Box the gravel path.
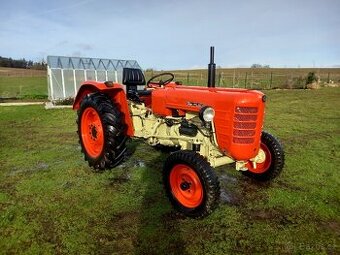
[0,102,45,106]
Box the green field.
[0,88,339,254]
[0,68,47,99]
[0,76,47,99]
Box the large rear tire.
[243,131,285,181]
[163,150,220,218]
[77,92,127,170]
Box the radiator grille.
[234,122,256,129]
[233,137,255,144]
[233,106,258,144]
[234,114,257,121]
[235,107,258,113]
[233,129,256,136]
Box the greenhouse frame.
[47,56,142,101]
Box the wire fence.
[145,68,340,89]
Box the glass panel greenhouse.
[47,56,142,101]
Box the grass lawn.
[0,76,47,99]
[0,88,339,254]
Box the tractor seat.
[122,68,151,102]
[123,68,145,91]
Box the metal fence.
[47,56,142,101]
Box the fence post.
[221,72,224,87]
[270,72,273,89]
[218,72,221,86]
[245,72,248,88]
[187,73,190,84]
[233,69,235,87]
[327,72,330,83]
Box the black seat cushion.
[123,68,146,86]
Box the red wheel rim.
[81,107,104,158]
[246,143,272,174]
[169,164,203,208]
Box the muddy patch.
[107,159,146,186]
[247,208,296,225]
[219,174,241,205]
[220,188,240,206]
[243,205,323,229]
[162,210,187,221]
[320,220,340,233]
[8,161,50,176]
[218,172,269,207]
[62,181,74,189]
[36,162,49,170]
[24,208,64,253]
[275,179,304,192]
[117,159,146,169]
[90,211,140,254]
[107,172,131,185]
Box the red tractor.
[73,47,284,218]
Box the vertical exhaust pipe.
[207,46,216,88]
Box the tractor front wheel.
[77,92,127,170]
[163,150,220,218]
[243,131,285,181]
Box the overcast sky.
[0,0,339,69]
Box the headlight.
[199,106,215,122]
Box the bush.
[306,72,318,85]
[53,97,74,105]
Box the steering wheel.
[147,73,174,88]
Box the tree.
[0,56,46,70]
[251,64,270,68]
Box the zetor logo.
[187,102,204,107]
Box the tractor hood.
[151,84,266,160]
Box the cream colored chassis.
[129,102,262,170]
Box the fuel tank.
[151,84,265,160]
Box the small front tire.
[163,150,220,218]
[243,131,285,181]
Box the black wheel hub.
[180,181,191,191]
[90,124,98,139]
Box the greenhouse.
[47,56,142,101]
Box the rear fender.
[73,81,134,136]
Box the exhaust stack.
[207,46,216,88]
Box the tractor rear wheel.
[243,131,285,181]
[77,92,127,170]
[163,150,220,218]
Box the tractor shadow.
[128,141,188,255]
